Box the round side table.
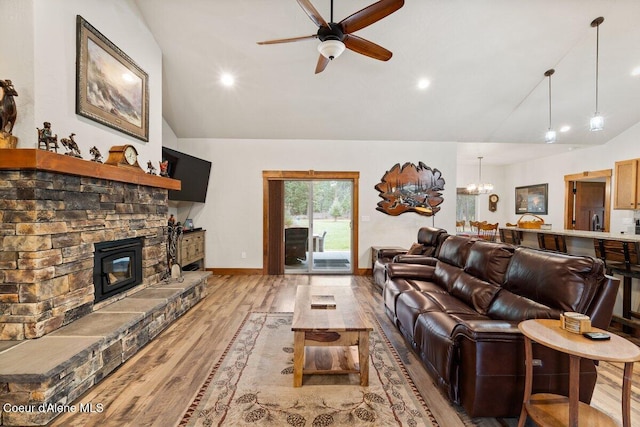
[518,318,640,427]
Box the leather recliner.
[383,235,620,418]
[372,226,448,291]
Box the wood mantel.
[0,149,180,190]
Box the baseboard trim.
[207,268,372,276]
[208,268,264,275]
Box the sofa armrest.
[386,262,435,280]
[452,319,522,341]
[586,274,620,329]
[393,254,438,266]
[377,248,408,259]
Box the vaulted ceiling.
[134,0,640,164]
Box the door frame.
[262,170,360,275]
[564,169,611,232]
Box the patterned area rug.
[179,312,445,426]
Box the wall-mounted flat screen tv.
[162,147,212,203]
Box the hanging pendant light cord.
[548,73,552,128]
[594,20,600,112]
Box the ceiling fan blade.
[340,0,404,34]
[257,35,317,45]
[296,0,329,28]
[315,54,330,74]
[343,34,392,61]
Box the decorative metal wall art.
[375,162,445,216]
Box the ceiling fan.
[257,0,404,74]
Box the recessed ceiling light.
[220,73,235,87]
[417,78,430,90]
[560,125,571,133]
[632,66,640,77]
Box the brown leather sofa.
[372,226,448,291]
[383,235,620,418]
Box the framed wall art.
[76,15,149,141]
[375,162,445,217]
[515,183,548,215]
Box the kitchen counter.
[504,227,640,243]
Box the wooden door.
[575,181,606,231]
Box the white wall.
[0,0,35,142]
[175,139,458,270]
[3,0,163,164]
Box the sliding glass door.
[284,180,353,274]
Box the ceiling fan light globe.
[318,40,345,60]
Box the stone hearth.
[0,149,181,340]
[0,271,208,426]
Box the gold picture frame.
[76,15,149,142]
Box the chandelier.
[466,157,493,194]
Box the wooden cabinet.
[179,230,205,270]
[614,158,640,209]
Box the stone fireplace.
[0,149,180,340]
[0,149,210,426]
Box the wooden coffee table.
[291,285,373,387]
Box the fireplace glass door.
[94,238,143,302]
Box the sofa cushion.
[417,226,446,246]
[434,262,464,292]
[464,240,514,285]
[450,273,501,315]
[487,289,561,321]
[425,292,488,316]
[437,235,475,268]
[407,242,426,255]
[503,247,605,313]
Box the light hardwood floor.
[49,274,639,427]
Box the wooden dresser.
[179,229,206,270]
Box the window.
[456,188,476,231]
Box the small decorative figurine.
[159,160,169,177]
[0,79,18,148]
[60,133,82,158]
[89,146,103,163]
[147,160,157,175]
[37,121,58,152]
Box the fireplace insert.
[93,237,143,303]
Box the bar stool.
[499,228,521,245]
[537,233,567,253]
[594,238,640,331]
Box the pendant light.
[544,69,556,143]
[590,17,604,131]
[466,157,493,194]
